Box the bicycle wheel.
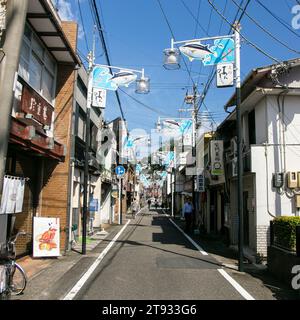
[10,263,27,296]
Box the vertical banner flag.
[210,140,224,176]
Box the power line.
[76,0,90,54]
[207,0,280,63]
[156,0,197,89]
[196,0,249,116]
[231,0,300,55]
[119,88,175,117]
[90,0,126,122]
[255,0,300,39]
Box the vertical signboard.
[33,217,60,257]
[217,63,234,87]
[92,88,107,109]
[210,140,224,176]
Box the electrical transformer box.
[287,172,298,189]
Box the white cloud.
[56,0,74,21]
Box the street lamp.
[81,55,150,255]
[93,64,150,94]
[163,24,244,271]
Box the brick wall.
[40,22,78,253]
[41,65,75,254]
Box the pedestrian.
[147,199,151,210]
[154,199,158,211]
[183,197,193,233]
[132,198,139,219]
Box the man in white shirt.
[183,198,193,233]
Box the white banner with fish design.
[33,217,60,257]
[92,66,137,91]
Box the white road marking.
[166,215,208,256]
[63,220,131,300]
[165,213,255,300]
[218,269,255,300]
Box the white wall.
[251,145,300,226]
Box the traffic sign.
[115,165,125,177]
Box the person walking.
[183,197,193,233]
[147,199,151,210]
[132,198,139,219]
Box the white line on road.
[63,220,131,300]
[217,269,255,300]
[166,215,208,256]
[166,213,255,300]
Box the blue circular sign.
[115,165,125,176]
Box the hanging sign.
[179,38,235,66]
[92,88,107,109]
[217,63,234,87]
[33,217,60,257]
[92,66,118,91]
[210,140,224,176]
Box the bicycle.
[0,231,27,299]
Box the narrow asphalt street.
[67,208,255,300]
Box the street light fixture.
[93,64,150,94]
[163,25,244,272]
[81,55,150,255]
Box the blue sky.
[54,0,300,133]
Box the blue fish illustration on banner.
[179,38,235,66]
[203,38,235,66]
[163,152,175,168]
[179,119,193,134]
[93,66,118,91]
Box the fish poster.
[33,217,60,257]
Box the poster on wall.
[33,217,60,257]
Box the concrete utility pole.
[234,22,244,272]
[0,0,29,242]
[192,84,198,230]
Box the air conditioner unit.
[232,157,238,177]
[230,137,237,156]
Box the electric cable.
[231,0,300,55]
[255,0,300,39]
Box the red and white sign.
[33,217,60,257]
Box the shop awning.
[27,0,80,65]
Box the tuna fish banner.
[179,38,235,66]
[93,66,138,91]
[93,66,118,91]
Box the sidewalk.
[168,214,299,300]
[13,222,126,300]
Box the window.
[248,109,256,145]
[77,76,87,98]
[78,113,86,141]
[18,23,57,104]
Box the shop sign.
[210,140,224,176]
[21,83,53,127]
[33,217,60,257]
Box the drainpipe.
[66,67,79,252]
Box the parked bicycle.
[0,231,27,299]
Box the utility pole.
[192,84,198,230]
[234,22,244,272]
[82,30,95,255]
